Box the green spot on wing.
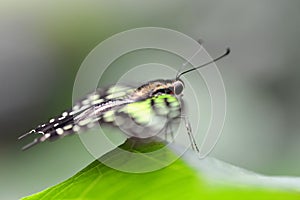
[120,94,179,123]
[103,110,115,122]
[120,99,153,124]
[154,97,165,103]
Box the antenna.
[175,39,204,78]
[176,48,230,79]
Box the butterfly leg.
[163,120,172,141]
[171,115,200,154]
[182,115,200,153]
[156,117,175,143]
[164,117,181,142]
[128,138,137,152]
[160,115,199,154]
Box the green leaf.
[22,138,300,200]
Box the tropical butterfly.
[19,48,230,152]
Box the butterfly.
[19,48,230,152]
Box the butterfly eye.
[173,80,184,95]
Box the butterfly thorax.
[129,79,180,101]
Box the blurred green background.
[1,1,300,199]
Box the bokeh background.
[1,1,300,199]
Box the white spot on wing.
[89,94,100,100]
[73,105,80,111]
[92,99,104,105]
[49,118,55,123]
[73,125,80,132]
[41,133,51,142]
[63,124,73,130]
[56,128,64,135]
[106,92,126,99]
[58,116,65,120]
[62,112,68,117]
[82,99,90,105]
[69,111,76,115]
[78,119,92,126]
[107,85,127,93]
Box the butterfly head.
[170,79,184,96]
[151,79,185,96]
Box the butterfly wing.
[19,84,183,150]
[107,94,182,139]
[19,85,134,150]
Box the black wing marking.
[18,85,133,150]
